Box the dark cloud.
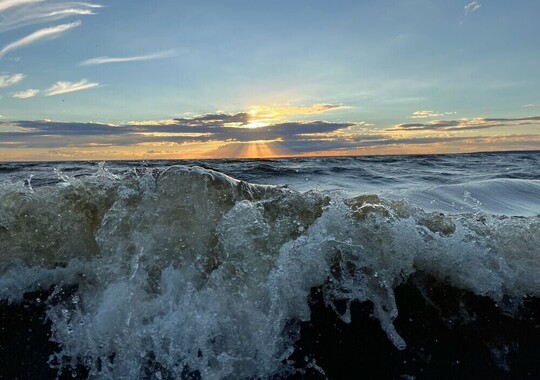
[9,120,129,135]
[215,121,355,142]
[0,116,357,149]
[2,113,540,156]
[172,112,250,128]
[483,116,540,123]
[393,120,460,131]
[392,116,540,131]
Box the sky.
[0,0,539,161]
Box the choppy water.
[0,151,539,379]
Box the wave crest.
[1,166,539,378]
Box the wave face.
[1,157,540,379]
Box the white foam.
[1,166,539,378]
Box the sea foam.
[0,165,539,378]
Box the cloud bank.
[392,116,540,131]
[1,111,539,160]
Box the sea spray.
[0,163,539,378]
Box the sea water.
[0,151,539,379]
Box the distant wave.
[386,178,540,216]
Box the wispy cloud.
[80,50,176,66]
[0,1,100,32]
[44,79,99,96]
[0,20,81,58]
[250,103,346,117]
[391,116,540,131]
[0,73,25,87]
[12,88,39,98]
[0,0,43,13]
[409,110,456,119]
[522,104,539,108]
[464,1,481,15]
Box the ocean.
[0,151,539,379]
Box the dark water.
[0,151,539,379]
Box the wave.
[1,165,539,378]
[386,178,540,217]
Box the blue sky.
[0,0,539,160]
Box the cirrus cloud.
[0,73,25,87]
[0,0,43,13]
[12,88,39,98]
[464,1,481,15]
[0,1,100,33]
[0,20,81,58]
[44,79,99,96]
[80,50,177,66]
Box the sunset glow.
[0,1,538,160]
[209,139,290,159]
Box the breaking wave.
[1,165,539,379]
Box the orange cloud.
[1,111,539,161]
